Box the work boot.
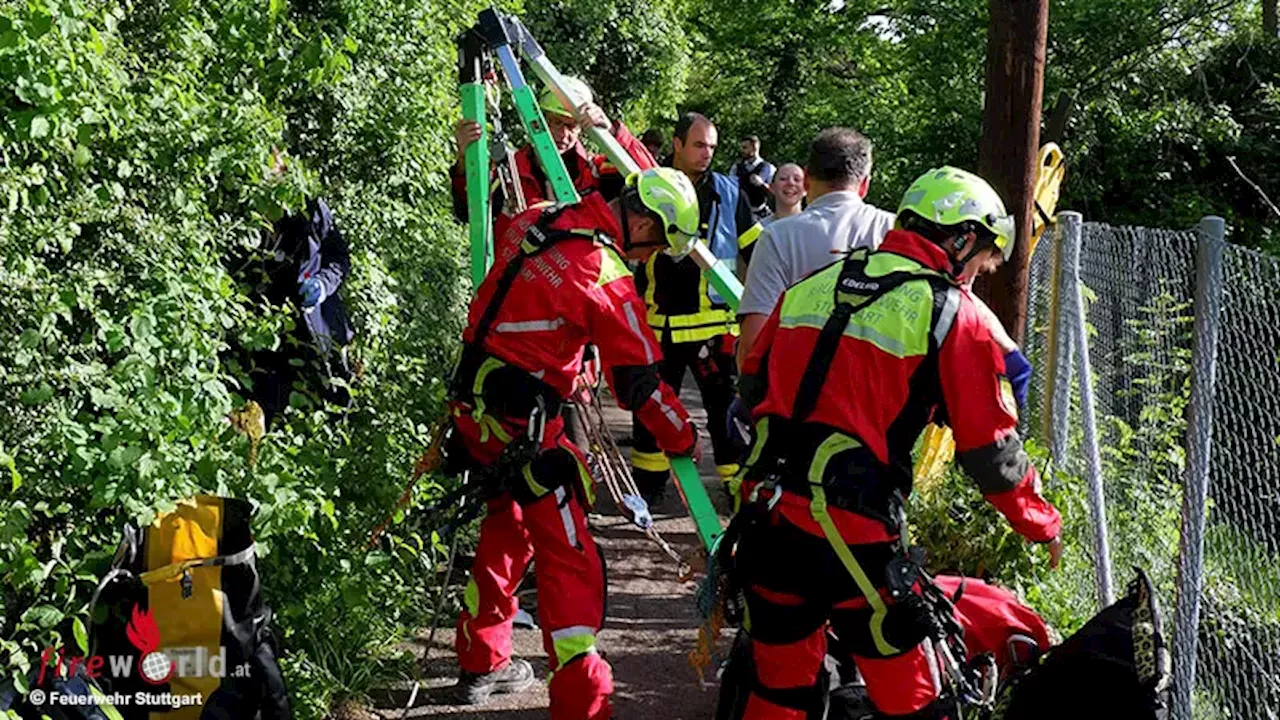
[635,470,669,514]
[453,658,535,705]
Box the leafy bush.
[0,0,500,715]
[909,440,1099,637]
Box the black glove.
[725,395,753,454]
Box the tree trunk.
[975,0,1049,346]
[1265,0,1278,37]
[1044,90,1076,145]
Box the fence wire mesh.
[1025,219,1280,719]
[1197,241,1280,719]
[1076,223,1195,615]
[1021,228,1056,443]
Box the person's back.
[743,232,1057,541]
[462,194,644,398]
[725,166,1061,720]
[736,128,894,370]
[746,191,894,297]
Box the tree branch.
[1074,0,1236,98]
[1227,156,1280,220]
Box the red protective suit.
[727,230,1062,720]
[450,122,654,222]
[450,192,694,720]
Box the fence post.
[1059,211,1115,608]
[1046,217,1076,463]
[1171,216,1226,720]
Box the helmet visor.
[991,214,1016,261]
[664,225,697,258]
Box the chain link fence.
[1024,215,1280,720]
[1198,240,1280,719]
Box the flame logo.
[126,605,161,654]
[126,605,173,685]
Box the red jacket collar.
[550,191,622,240]
[878,229,957,276]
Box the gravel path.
[375,382,733,720]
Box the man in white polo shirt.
[736,127,896,369]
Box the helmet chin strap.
[948,231,991,278]
[618,194,667,253]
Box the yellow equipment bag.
[90,496,290,720]
[1029,143,1066,258]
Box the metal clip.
[747,480,783,511]
[180,569,193,599]
[527,400,547,445]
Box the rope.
[570,368,690,575]
[365,418,450,552]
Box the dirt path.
[376,384,732,719]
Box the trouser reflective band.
[731,418,770,514]
[551,625,598,667]
[631,449,670,472]
[807,434,899,658]
[573,447,597,506]
[554,486,579,549]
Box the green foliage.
[522,0,691,131]
[679,0,1278,253]
[0,0,486,716]
[909,440,1098,636]
[683,0,987,207]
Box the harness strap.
[452,203,598,414]
[791,250,951,424]
[138,543,257,587]
[470,203,577,351]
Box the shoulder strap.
[931,285,963,351]
[790,251,951,424]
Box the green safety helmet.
[896,166,1016,262]
[625,167,700,254]
[538,76,594,119]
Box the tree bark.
[975,0,1049,346]
[1044,90,1075,145]
[1265,0,1277,37]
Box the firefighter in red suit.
[450,76,654,221]
[721,166,1064,720]
[445,167,703,719]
